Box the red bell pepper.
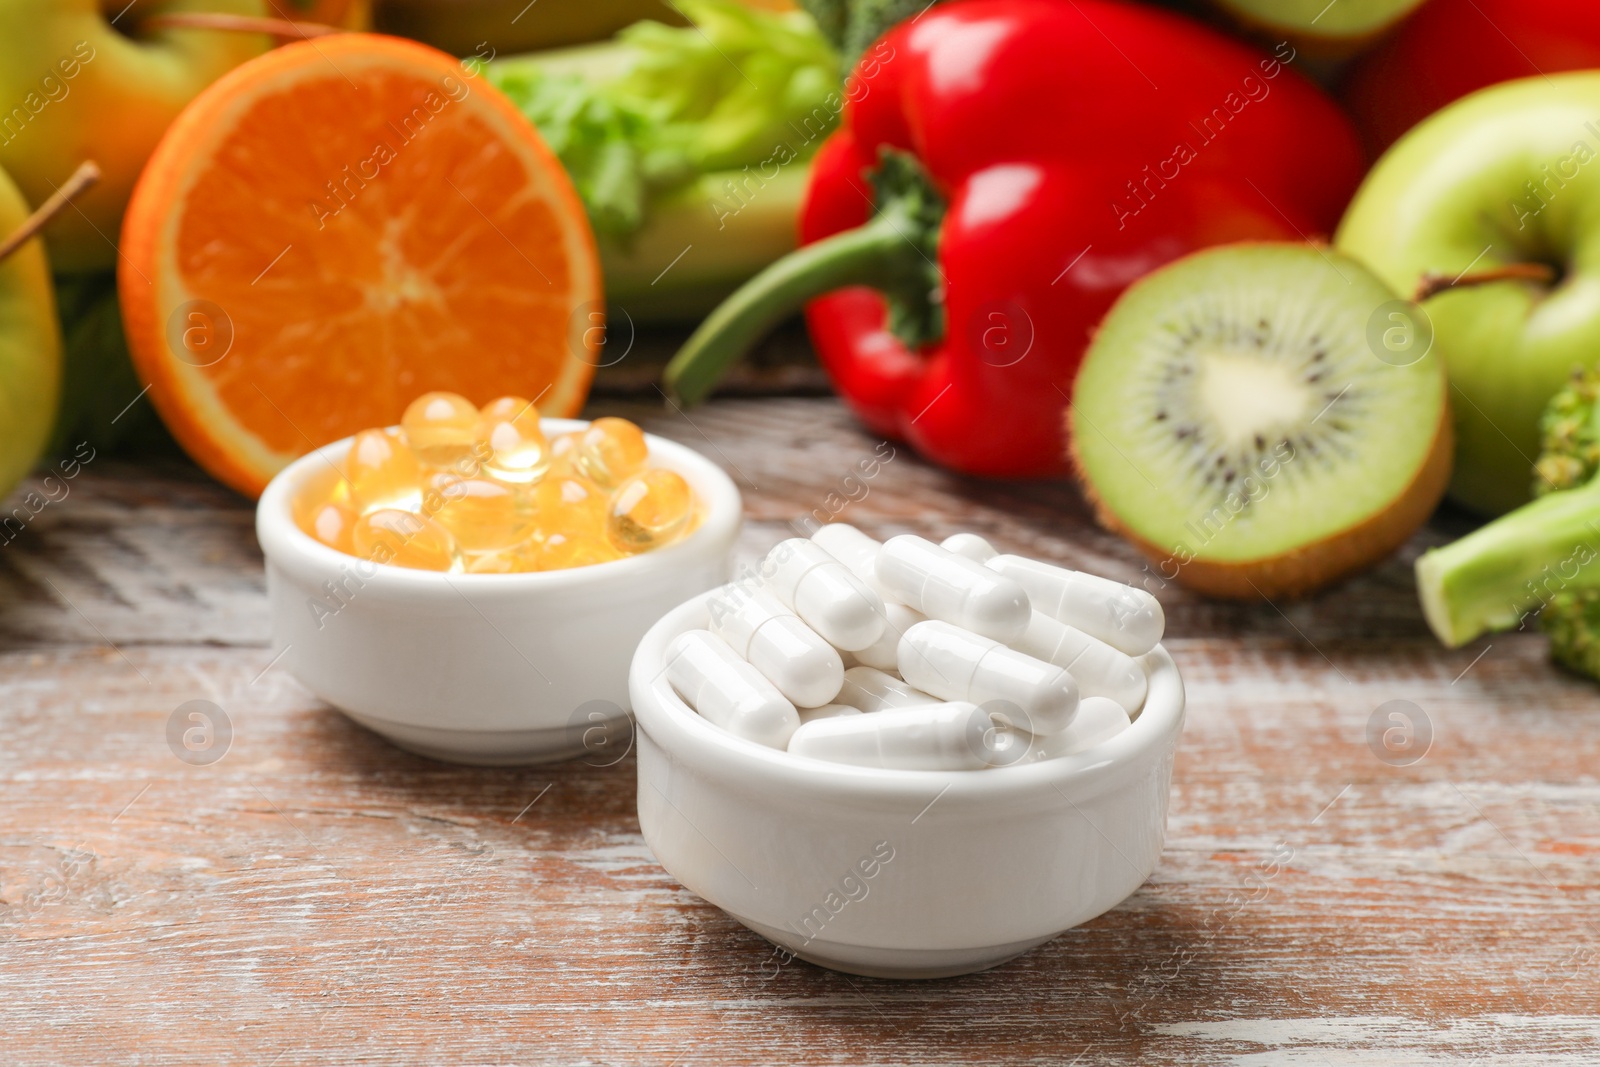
[665,0,1362,478]
[1344,0,1600,156]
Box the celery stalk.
[602,166,808,321]
[486,0,839,320]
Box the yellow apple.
[0,163,63,500]
[0,0,271,272]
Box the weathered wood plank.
[0,397,1476,649]
[0,397,1595,1064]
[0,637,1596,1064]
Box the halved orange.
[119,33,601,497]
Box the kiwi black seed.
[1067,242,1451,600]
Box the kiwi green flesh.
[1215,0,1424,39]
[1071,243,1448,576]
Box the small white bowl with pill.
[630,525,1184,979]
[257,420,742,765]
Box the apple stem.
[142,12,341,40]
[0,161,100,266]
[1415,262,1558,302]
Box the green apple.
[264,0,369,27]
[1337,72,1600,516]
[0,0,269,273]
[375,0,679,58]
[1211,0,1425,53]
[0,164,63,500]
[49,269,165,454]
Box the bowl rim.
[631,589,1186,804]
[256,418,744,595]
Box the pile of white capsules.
[663,524,1164,770]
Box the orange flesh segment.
[121,35,599,497]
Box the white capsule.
[798,703,862,725]
[898,620,1079,735]
[848,599,927,671]
[1006,697,1132,763]
[940,532,997,563]
[876,535,1030,643]
[761,538,886,651]
[836,665,935,713]
[787,701,993,770]
[986,555,1163,657]
[810,523,890,595]
[811,525,925,668]
[665,630,800,749]
[707,585,844,708]
[1012,611,1147,711]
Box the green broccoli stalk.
[1416,369,1600,673]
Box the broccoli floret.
[1534,367,1600,494]
[1531,369,1600,678]
[795,0,934,63]
[1543,589,1600,678]
[795,0,849,51]
[1416,368,1600,679]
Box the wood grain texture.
[0,397,1596,1066]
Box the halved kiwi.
[1068,242,1451,599]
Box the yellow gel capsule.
[480,396,534,423]
[478,396,550,484]
[425,474,530,553]
[402,391,481,468]
[573,417,648,488]
[304,500,357,554]
[464,548,526,574]
[607,469,693,552]
[532,531,622,571]
[293,466,349,528]
[351,508,461,571]
[545,431,581,478]
[345,428,422,513]
[531,475,607,538]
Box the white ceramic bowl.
[630,590,1185,979]
[257,420,741,765]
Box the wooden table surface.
[3,394,1597,1066]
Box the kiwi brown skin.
[1067,397,1453,600]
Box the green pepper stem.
[664,146,946,406]
[663,211,916,405]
